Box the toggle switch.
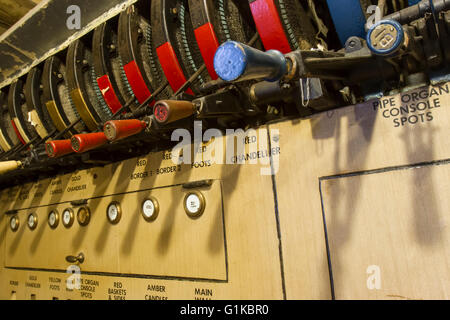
[48,210,59,229]
[65,252,85,264]
[71,132,108,153]
[153,100,196,125]
[106,201,122,224]
[141,197,159,222]
[27,213,38,230]
[77,206,91,226]
[103,119,147,141]
[45,140,74,158]
[184,191,206,218]
[62,208,75,228]
[9,215,19,232]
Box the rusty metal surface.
[0,0,137,89]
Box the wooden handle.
[0,161,22,175]
[153,100,196,124]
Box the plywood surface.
[321,164,450,299]
[0,82,449,299]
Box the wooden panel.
[321,164,450,299]
[5,182,227,281]
[271,83,450,299]
[0,127,284,300]
[0,82,449,300]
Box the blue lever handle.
[214,41,287,83]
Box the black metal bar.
[52,118,83,140]
[109,96,138,121]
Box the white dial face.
[142,199,155,218]
[108,204,119,222]
[10,217,17,230]
[28,214,36,228]
[49,212,56,226]
[186,194,201,215]
[63,210,71,225]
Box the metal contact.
[62,208,75,228]
[27,213,38,230]
[183,190,206,218]
[106,201,122,224]
[48,209,60,229]
[77,206,91,226]
[142,197,160,222]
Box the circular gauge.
[10,215,20,232]
[106,201,122,224]
[48,210,60,229]
[142,197,159,222]
[27,213,38,230]
[62,208,75,228]
[184,191,206,218]
[77,206,91,226]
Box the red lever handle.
[71,132,108,153]
[103,119,147,141]
[46,140,74,158]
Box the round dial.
[48,210,59,229]
[142,198,159,222]
[107,201,121,224]
[10,216,19,232]
[62,208,74,228]
[27,213,38,230]
[77,207,91,226]
[184,192,206,217]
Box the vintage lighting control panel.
[0,83,449,300]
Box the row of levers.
[0,0,449,187]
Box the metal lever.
[65,252,85,264]
[214,41,287,82]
